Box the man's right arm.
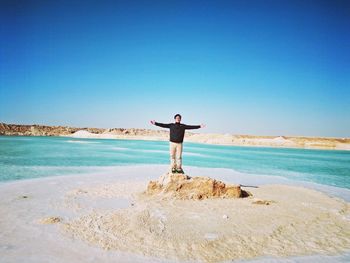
[154,122,171,128]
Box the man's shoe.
[176,168,184,174]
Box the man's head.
[174,114,181,123]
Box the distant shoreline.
[1,122,349,151]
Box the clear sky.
[1,0,349,137]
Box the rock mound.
[38,216,61,224]
[145,173,250,200]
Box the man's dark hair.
[174,114,182,119]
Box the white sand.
[1,165,350,263]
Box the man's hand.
[200,123,206,128]
[150,120,156,125]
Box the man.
[150,114,206,174]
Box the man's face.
[175,116,181,123]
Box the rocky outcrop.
[145,173,250,200]
[0,123,94,136]
[0,123,171,138]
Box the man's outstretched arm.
[183,123,206,129]
[150,120,171,128]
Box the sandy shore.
[1,165,350,263]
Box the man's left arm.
[183,124,201,130]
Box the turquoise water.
[0,136,349,189]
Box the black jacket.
[155,122,200,143]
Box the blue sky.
[1,0,349,137]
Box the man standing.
[150,114,205,174]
